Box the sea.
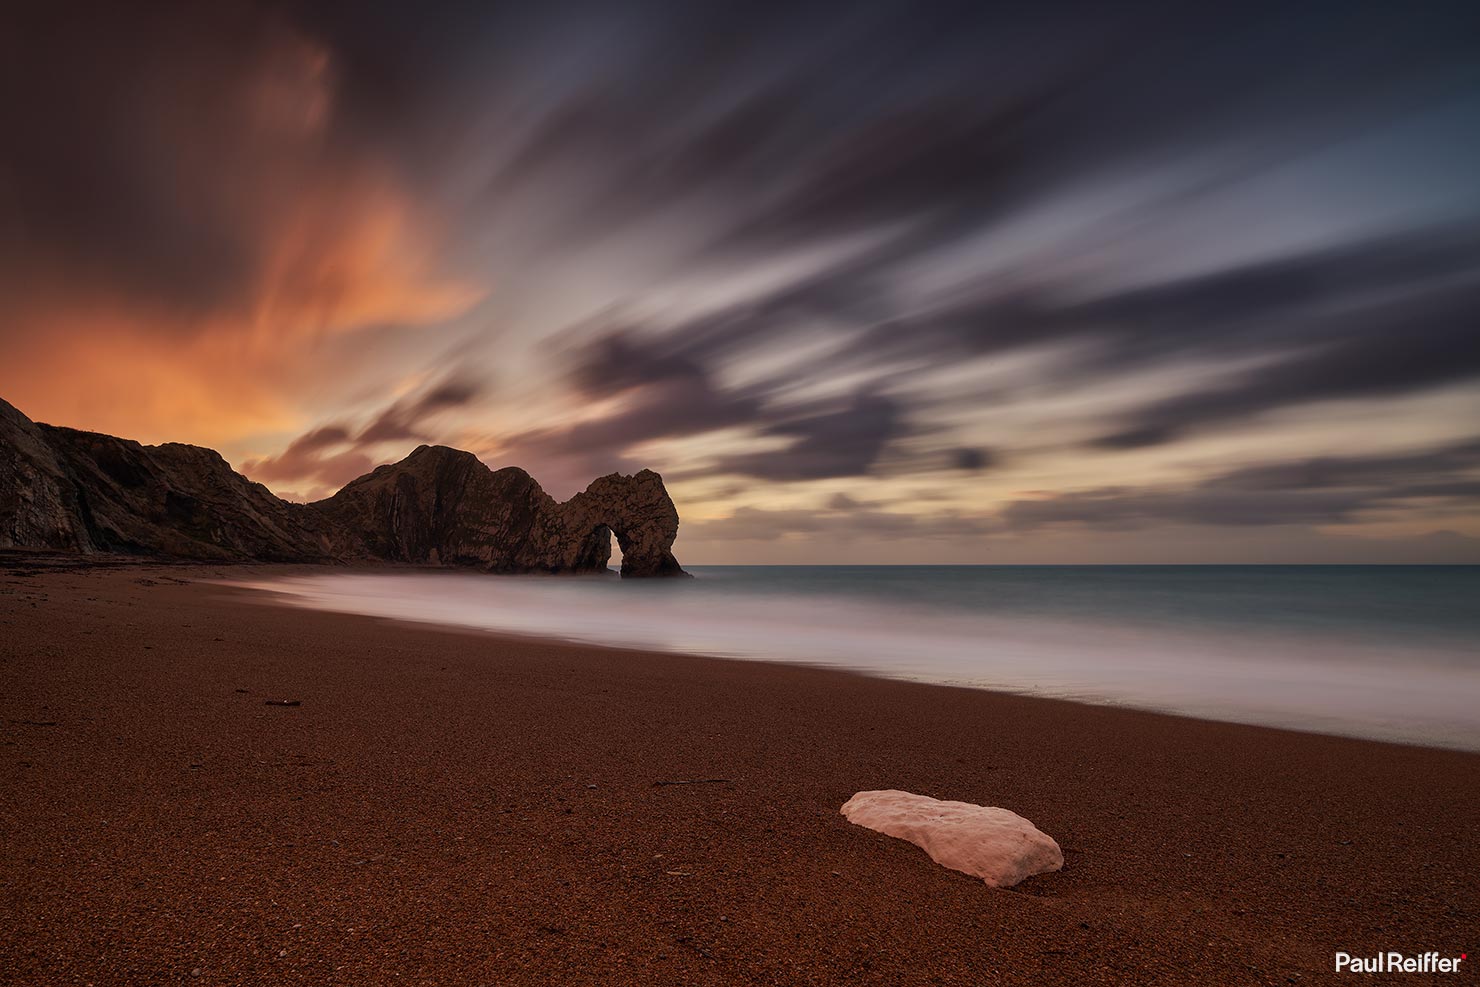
[238,565,1480,751]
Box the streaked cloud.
[5,0,1479,560]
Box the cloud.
[0,0,478,443]
[1213,438,1480,491]
[1004,437,1480,530]
[9,0,1480,561]
[240,424,374,489]
[523,212,1480,494]
[1002,486,1377,531]
[793,224,1480,435]
[459,0,1480,282]
[687,504,1000,543]
[242,374,483,493]
[356,377,484,444]
[952,448,993,471]
[493,215,1480,495]
[1088,267,1480,447]
[491,331,763,472]
[479,332,903,490]
[714,393,905,481]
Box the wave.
[232,568,1480,751]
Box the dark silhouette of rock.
[0,398,687,577]
[315,445,686,577]
[1,398,92,552]
[558,470,685,578]
[38,425,349,563]
[315,446,550,570]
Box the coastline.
[2,560,1477,984]
[227,564,1480,753]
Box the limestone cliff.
[38,425,350,563]
[314,445,683,576]
[0,398,92,553]
[0,398,687,577]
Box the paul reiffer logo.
[1335,951,1466,974]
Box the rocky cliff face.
[38,425,350,563]
[314,445,684,577]
[0,398,687,577]
[0,399,92,553]
[557,470,685,578]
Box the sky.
[3,0,1479,563]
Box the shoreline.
[227,563,1480,754]
[3,560,1477,984]
[220,575,1373,754]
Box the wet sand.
[1,557,1476,984]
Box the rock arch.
[558,470,688,578]
[2,399,690,577]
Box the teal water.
[687,565,1480,654]
[240,565,1480,750]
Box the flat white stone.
[841,790,1063,887]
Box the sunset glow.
[4,0,1478,561]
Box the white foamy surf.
[231,565,1480,751]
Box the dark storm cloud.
[0,1,308,316]
[10,0,1480,340]
[1214,438,1480,494]
[0,0,485,452]
[690,504,999,543]
[693,434,1480,544]
[243,375,483,490]
[567,333,729,404]
[498,329,903,482]
[516,373,760,458]
[10,0,1480,546]
[528,213,1480,479]
[872,226,1480,368]
[458,0,1480,482]
[714,393,904,481]
[357,377,484,444]
[546,218,1480,477]
[1091,278,1480,447]
[721,222,1480,453]
[504,331,763,461]
[456,0,1480,270]
[759,222,1480,445]
[826,493,869,511]
[1005,487,1382,531]
[282,424,354,455]
[952,448,992,472]
[704,69,1107,258]
[0,0,481,322]
[243,426,375,489]
[1004,438,1480,531]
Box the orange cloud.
[0,2,481,446]
[2,317,295,444]
[249,180,484,346]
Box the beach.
[2,558,1477,985]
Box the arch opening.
[573,522,625,574]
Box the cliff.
[0,397,687,577]
[0,398,92,553]
[315,445,685,577]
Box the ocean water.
[237,565,1480,750]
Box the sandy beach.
[2,557,1476,985]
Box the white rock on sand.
[841,790,1064,887]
